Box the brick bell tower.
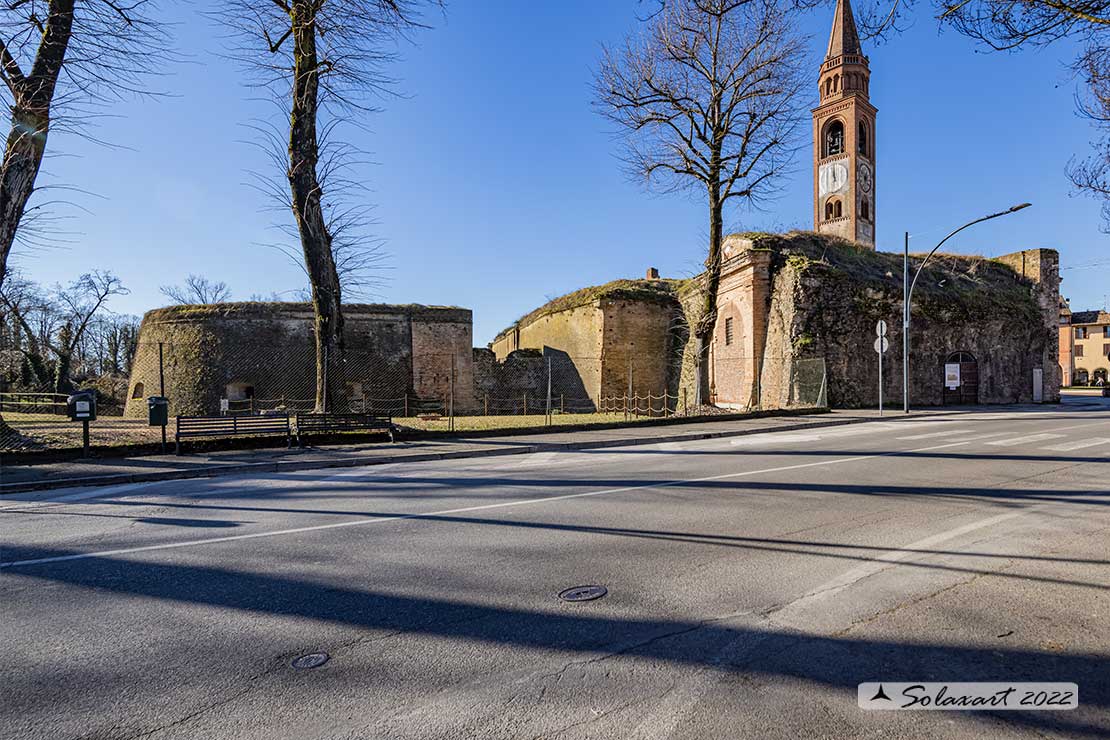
[812,0,876,248]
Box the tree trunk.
[0,0,75,291]
[289,0,345,413]
[694,183,724,406]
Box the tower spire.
[826,0,863,59]
[813,0,876,247]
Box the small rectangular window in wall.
[1076,345,1084,358]
[1076,327,1088,339]
[725,317,734,346]
[1104,326,1110,338]
[1104,344,1110,358]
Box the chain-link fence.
[0,339,827,454]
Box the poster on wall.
[945,363,961,390]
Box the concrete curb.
[0,413,900,495]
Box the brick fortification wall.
[714,233,1061,408]
[994,249,1062,397]
[492,302,605,402]
[490,281,688,409]
[124,303,474,417]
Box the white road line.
[987,433,1066,447]
[0,440,971,570]
[769,506,1040,621]
[730,433,823,446]
[1042,437,1110,452]
[896,428,972,440]
[0,480,170,512]
[814,424,901,437]
[513,451,559,468]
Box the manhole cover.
[291,652,329,670]
[558,585,607,603]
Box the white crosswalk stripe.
[1042,437,1110,452]
[730,433,823,446]
[896,428,972,440]
[987,433,1066,447]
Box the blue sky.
[12,0,1108,344]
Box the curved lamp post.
[902,203,1032,413]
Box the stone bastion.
[123,302,475,418]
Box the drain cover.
[558,585,607,603]
[291,652,329,670]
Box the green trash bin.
[147,396,169,427]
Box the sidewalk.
[0,409,901,495]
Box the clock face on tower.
[858,161,873,194]
[818,162,849,197]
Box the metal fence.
[0,340,827,454]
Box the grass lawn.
[0,412,170,451]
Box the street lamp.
[902,203,1032,413]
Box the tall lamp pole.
[902,203,1032,414]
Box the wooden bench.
[175,414,291,454]
[294,413,395,444]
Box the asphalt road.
[2,403,1109,739]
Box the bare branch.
[595,0,806,405]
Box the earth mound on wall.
[734,231,1053,407]
[739,230,1042,322]
[494,278,688,343]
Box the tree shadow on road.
[3,546,1107,738]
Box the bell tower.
[813,0,876,248]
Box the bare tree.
[845,0,1110,222]
[1068,42,1110,226]
[0,1,169,291]
[0,271,55,386]
[0,270,126,391]
[597,0,806,405]
[160,275,233,305]
[220,0,439,411]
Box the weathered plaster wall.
[501,303,605,402]
[710,245,772,408]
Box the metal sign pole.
[903,232,910,414]
[879,338,884,416]
[875,320,888,417]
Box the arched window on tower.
[825,78,832,98]
[823,120,844,157]
[858,121,869,157]
[860,197,870,221]
[833,74,840,92]
[825,198,843,220]
[834,200,843,218]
